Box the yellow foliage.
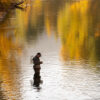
[57,0,98,63]
[0,9,23,99]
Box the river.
[0,0,100,100]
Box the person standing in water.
[32,52,43,77]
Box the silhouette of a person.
[33,73,43,91]
[33,75,41,87]
[32,52,43,78]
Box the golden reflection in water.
[57,0,100,64]
[44,2,56,37]
[28,0,43,29]
[44,0,66,38]
[16,0,44,42]
[0,11,24,100]
[0,0,100,99]
[0,0,44,99]
[14,0,100,65]
[15,5,30,42]
[24,0,43,28]
[0,30,21,99]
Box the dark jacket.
[33,56,41,66]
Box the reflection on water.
[0,0,100,100]
[57,0,100,64]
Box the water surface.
[0,0,100,100]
